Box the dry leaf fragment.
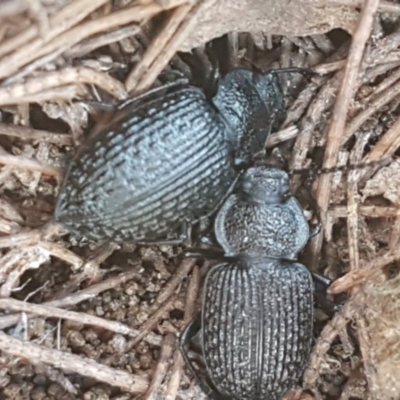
[361,159,400,205]
[179,0,359,51]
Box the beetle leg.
[312,273,342,316]
[272,66,314,79]
[158,69,187,84]
[194,173,242,226]
[179,221,191,246]
[312,272,332,289]
[203,38,223,100]
[135,223,191,247]
[309,223,322,239]
[136,238,184,246]
[180,316,201,353]
[177,247,225,264]
[199,235,217,247]
[84,100,116,111]
[180,318,230,400]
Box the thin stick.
[165,266,201,400]
[148,259,196,314]
[0,67,127,106]
[128,294,178,348]
[65,24,140,58]
[363,65,400,97]
[331,0,400,14]
[328,247,400,294]
[0,229,42,249]
[355,315,379,395]
[134,0,210,93]
[37,241,83,269]
[143,334,176,400]
[363,113,400,163]
[0,2,184,81]
[125,4,192,92]
[0,270,165,347]
[0,0,109,58]
[5,84,87,105]
[346,128,372,276]
[303,302,353,389]
[0,154,62,179]
[0,331,148,394]
[0,218,20,235]
[329,205,400,218]
[266,126,299,148]
[310,0,380,266]
[343,79,400,145]
[0,123,73,146]
[313,59,347,74]
[0,198,23,223]
[0,298,152,339]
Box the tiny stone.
[107,299,121,312]
[102,291,112,304]
[127,295,140,307]
[113,395,131,400]
[139,353,153,369]
[47,383,65,396]
[109,334,127,353]
[63,320,84,330]
[0,372,10,388]
[95,305,105,316]
[135,311,149,325]
[30,387,47,400]
[83,387,110,400]
[68,331,86,347]
[124,283,139,296]
[136,341,150,355]
[33,374,47,386]
[82,329,100,346]
[3,383,21,397]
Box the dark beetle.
[180,165,314,400]
[183,256,314,400]
[54,70,286,243]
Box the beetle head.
[212,68,286,163]
[240,165,291,204]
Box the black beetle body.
[199,256,313,400]
[180,165,314,400]
[55,71,285,243]
[214,165,310,259]
[212,70,286,163]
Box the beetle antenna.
[240,55,314,79]
[290,156,393,178]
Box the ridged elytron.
[54,70,286,244]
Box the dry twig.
[0,297,153,340]
[126,4,193,92]
[133,0,211,93]
[143,333,176,400]
[147,258,196,315]
[0,153,62,179]
[310,0,380,267]
[0,330,149,393]
[0,67,127,106]
[129,294,178,349]
[165,265,200,400]
[303,302,354,390]
[0,122,73,146]
[329,205,400,218]
[328,247,400,294]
